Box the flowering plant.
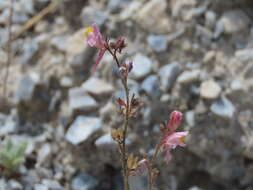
[85,23,188,190]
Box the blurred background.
[0,0,253,189]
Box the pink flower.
[167,111,183,132]
[162,131,188,164]
[84,24,107,71]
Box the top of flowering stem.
[84,23,107,72]
[167,110,183,132]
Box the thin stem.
[122,80,130,190]
[3,0,14,97]
[107,47,130,190]
[148,138,163,190]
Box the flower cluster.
[129,111,188,177]
[161,111,188,164]
[84,23,127,72]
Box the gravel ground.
[0,0,253,189]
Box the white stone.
[82,77,114,95]
[65,116,101,145]
[135,0,171,33]
[68,87,97,111]
[177,70,200,84]
[34,184,48,190]
[210,96,235,119]
[131,54,152,79]
[200,80,221,99]
[159,63,181,91]
[235,49,253,62]
[219,10,250,34]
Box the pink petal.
[93,49,106,72]
[92,23,103,45]
[87,33,97,47]
[163,131,188,149]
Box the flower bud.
[167,111,183,131]
[125,61,133,73]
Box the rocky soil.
[1,0,253,189]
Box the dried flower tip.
[129,94,142,117]
[127,154,139,171]
[118,67,127,77]
[125,60,133,73]
[111,128,124,142]
[167,110,183,132]
[116,98,127,115]
[129,158,149,176]
[116,37,126,53]
[118,61,133,79]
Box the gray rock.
[12,12,29,24]
[34,184,48,190]
[141,75,161,98]
[0,179,7,190]
[0,1,7,11]
[99,102,116,120]
[107,0,129,13]
[135,0,171,33]
[230,79,245,91]
[129,175,147,190]
[68,87,98,111]
[205,11,217,29]
[177,70,200,84]
[0,116,16,136]
[235,48,253,62]
[185,110,195,127]
[37,143,51,165]
[8,180,23,190]
[41,179,62,190]
[159,63,181,91]
[210,96,235,118]
[18,0,34,14]
[188,186,205,190]
[147,35,167,52]
[65,116,102,145]
[218,10,250,34]
[80,7,107,26]
[131,54,152,79]
[71,173,98,190]
[82,77,114,95]
[50,35,69,52]
[21,39,39,64]
[119,1,142,20]
[196,24,213,44]
[15,72,40,102]
[200,80,221,99]
[213,20,224,39]
[60,76,73,88]
[167,27,185,43]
